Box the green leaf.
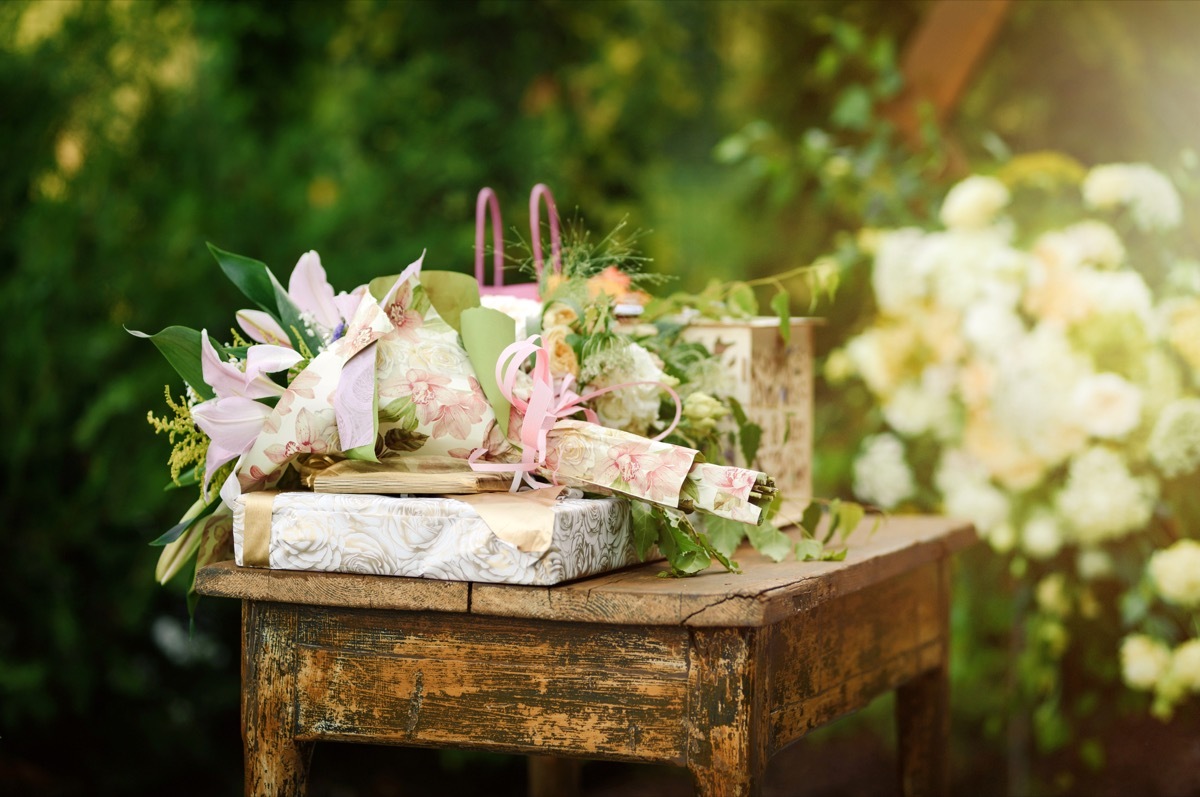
[208,243,277,313]
[461,307,518,438]
[656,511,711,575]
[836,501,865,542]
[831,84,873,131]
[823,498,843,544]
[770,290,791,344]
[128,325,215,401]
[747,521,792,562]
[368,274,400,303]
[344,443,378,462]
[703,515,748,558]
[739,422,762,470]
[800,501,823,536]
[631,502,659,561]
[421,270,481,333]
[726,282,758,318]
[821,548,848,562]
[794,538,823,561]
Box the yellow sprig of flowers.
[146,386,208,484]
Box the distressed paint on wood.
[203,517,976,797]
[292,609,691,764]
[686,628,767,797]
[242,601,313,797]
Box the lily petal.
[331,285,368,327]
[245,344,304,378]
[236,309,291,346]
[200,331,286,400]
[192,396,273,488]
[288,250,340,331]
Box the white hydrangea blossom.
[852,433,916,510]
[939,175,1010,230]
[1023,509,1065,560]
[1148,398,1200,478]
[1148,539,1200,608]
[586,342,677,437]
[1121,634,1173,691]
[1070,372,1143,440]
[1056,446,1158,545]
[871,227,933,315]
[1082,163,1183,232]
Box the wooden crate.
[680,317,817,506]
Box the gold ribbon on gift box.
[242,490,277,568]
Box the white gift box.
[232,491,637,586]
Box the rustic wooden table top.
[196,515,975,627]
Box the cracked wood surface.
[196,515,974,628]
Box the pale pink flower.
[191,396,274,489]
[201,330,301,400]
[264,407,335,464]
[428,387,488,440]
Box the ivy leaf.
[703,515,748,559]
[727,397,763,467]
[631,502,659,561]
[770,290,791,344]
[747,521,793,562]
[821,548,848,562]
[795,537,824,561]
[726,282,758,317]
[127,325,217,401]
[835,501,865,542]
[656,510,711,575]
[208,243,277,313]
[800,501,823,537]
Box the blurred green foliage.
[4,0,1200,794]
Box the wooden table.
[196,515,975,797]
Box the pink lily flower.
[191,396,275,491]
[200,330,302,400]
[234,251,366,348]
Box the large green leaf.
[703,515,748,559]
[770,290,792,344]
[630,502,659,561]
[656,511,711,575]
[208,243,277,313]
[421,270,481,333]
[128,325,216,401]
[461,307,517,438]
[746,520,793,562]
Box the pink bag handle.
[529,183,562,280]
[474,187,504,289]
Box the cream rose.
[1121,634,1172,691]
[543,302,579,330]
[542,324,580,379]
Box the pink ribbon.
[469,335,682,490]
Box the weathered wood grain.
[765,562,944,751]
[686,628,767,797]
[243,601,313,796]
[198,561,469,612]
[292,608,691,764]
[896,559,952,797]
[211,517,974,797]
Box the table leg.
[687,628,766,797]
[895,560,951,797]
[243,600,313,797]
[896,664,949,797]
[528,756,582,797]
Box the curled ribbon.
[469,335,683,491]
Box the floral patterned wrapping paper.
[537,419,770,525]
[231,491,637,586]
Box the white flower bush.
[834,157,1200,720]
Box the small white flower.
[1023,510,1064,560]
[940,175,1010,230]
[1056,446,1158,545]
[1148,539,1200,608]
[1036,573,1071,616]
[871,228,933,315]
[1077,548,1114,580]
[1071,373,1143,440]
[1121,634,1172,691]
[852,433,915,509]
[1083,163,1182,232]
[1149,398,1200,478]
